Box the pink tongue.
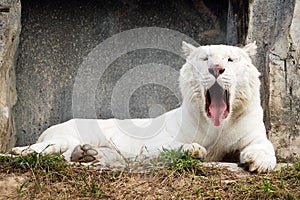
[209,89,227,126]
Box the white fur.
[12,42,276,172]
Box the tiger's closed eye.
[228,57,233,62]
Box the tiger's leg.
[11,135,81,159]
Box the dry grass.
[0,150,299,200]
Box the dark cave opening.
[15,0,249,145]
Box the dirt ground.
[0,153,299,199]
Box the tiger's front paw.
[188,143,207,160]
[240,149,276,173]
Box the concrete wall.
[13,0,228,145]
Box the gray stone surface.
[202,162,291,174]
[268,0,300,160]
[247,0,300,160]
[0,0,21,151]
[14,0,228,145]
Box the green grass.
[158,146,204,174]
[0,152,299,199]
[0,153,106,199]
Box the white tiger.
[12,42,276,173]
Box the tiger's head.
[179,41,260,126]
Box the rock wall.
[247,0,299,160]
[268,0,300,160]
[0,0,20,151]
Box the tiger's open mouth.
[205,83,230,126]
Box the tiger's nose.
[209,67,225,78]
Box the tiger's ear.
[182,41,197,57]
[242,41,257,56]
